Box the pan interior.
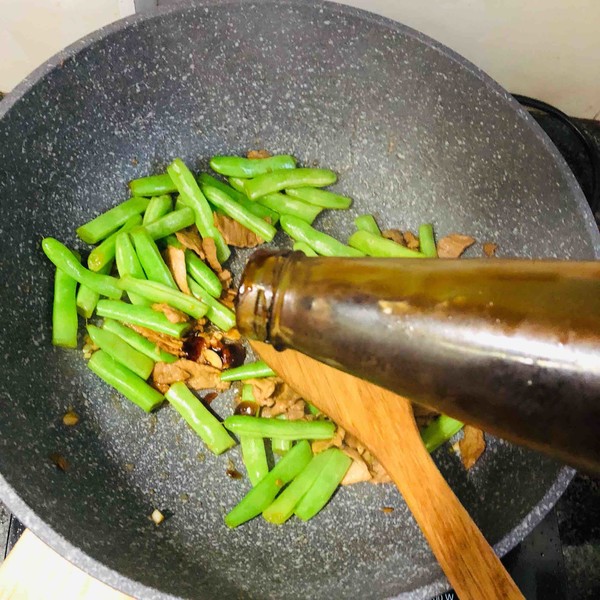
[0,2,596,599]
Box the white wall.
[1,0,599,119]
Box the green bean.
[52,267,78,348]
[102,319,178,363]
[245,168,337,200]
[144,207,195,240]
[165,382,235,455]
[294,448,351,521]
[76,197,150,244]
[118,276,207,319]
[225,440,312,528]
[188,278,236,332]
[421,415,464,453]
[419,223,437,258]
[226,177,249,195]
[210,155,296,178]
[129,227,177,289]
[96,300,190,338]
[293,242,318,257]
[198,174,280,225]
[143,195,173,225]
[86,324,154,380]
[263,448,335,524]
[185,251,222,298]
[224,416,335,441]
[348,230,427,258]
[76,260,113,319]
[88,350,164,412]
[115,232,149,306]
[307,403,321,416]
[167,158,230,263]
[285,187,352,209]
[280,215,364,257]
[354,214,381,236]
[220,361,276,381]
[241,436,269,487]
[256,193,321,224]
[241,384,256,403]
[174,196,187,212]
[271,415,292,455]
[129,173,177,197]
[203,186,277,242]
[88,214,143,272]
[42,238,122,299]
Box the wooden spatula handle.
[253,342,523,600]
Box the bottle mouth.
[235,249,292,342]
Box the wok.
[0,1,598,598]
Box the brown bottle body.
[236,250,600,473]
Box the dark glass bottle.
[236,250,600,473]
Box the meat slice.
[127,324,184,356]
[245,377,278,406]
[437,234,476,258]
[483,242,498,257]
[402,231,420,250]
[214,213,263,248]
[151,303,189,324]
[247,149,272,159]
[175,226,205,258]
[164,245,191,294]
[381,229,405,245]
[459,425,486,469]
[201,237,222,273]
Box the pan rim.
[0,1,596,599]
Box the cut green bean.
[167,158,230,263]
[129,227,177,289]
[226,176,249,195]
[348,230,427,258]
[115,232,149,306]
[294,448,351,521]
[87,324,154,380]
[52,267,78,348]
[307,403,321,416]
[203,186,277,242]
[224,416,335,441]
[354,214,381,236]
[220,361,276,381]
[256,193,322,224]
[42,238,122,299]
[263,448,336,524]
[188,278,236,332]
[225,440,312,528]
[241,384,256,403]
[96,300,190,338]
[421,415,464,454]
[285,187,352,209]
[102,319,178,363]
[198,174,279,225]
[143,195,173,225]
[271,415,292,455]
[166,382,235,455]
[129,173,177,197]
[210,155,296,178]
[144,207,195,240]
[419,223,437,258]
[88,214,142,272]
[118,277,207,319]
[293,242,318,257]
[280,215,364,257]
[88,350,164,412]
[76,197,150,244]
[241,436,269,486]
[185,251,222,298]
[76,260,113,319]
[245,168,337,200]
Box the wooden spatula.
[253,341,523,600]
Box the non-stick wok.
[0,1,598,599]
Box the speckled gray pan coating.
[0,1,598,599]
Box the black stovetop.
[4,112,600,600]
